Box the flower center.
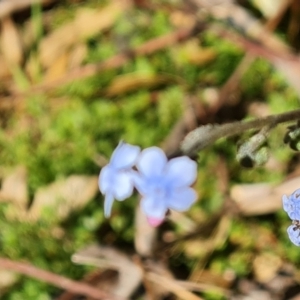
[148,177,169,199]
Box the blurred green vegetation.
[0,1,299,299]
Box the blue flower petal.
[282,192,300,220]
[104,192,114,218]
[165,156,197,187]
[136,146,198,224]
[282,195,291,212]
[113,171,134,200]
[168,187,197,211]
[137,147,167,177]
[131,171,149,196]
[289,209,300,221]
[99,142,139,218]
[291,188,300,202]
[98,165,114,194]
[141,195,167,219]
[287,225,300,246]
[282,189,300,220]
[110,141,140,169]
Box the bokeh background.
[1,0,300,299]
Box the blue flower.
[133,146,197,226]
[98,141,140,217]
[287,221,300,246]
[282,189,300,246]
[282,188,300,220]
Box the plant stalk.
[181,108,300,155]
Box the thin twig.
[0,257,122,300]
[181,108,300,155]
[190,0,291,55]
[217,0,292,107]
[12,24,203,97]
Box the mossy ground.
[0,1,299,299]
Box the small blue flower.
[133,147,197,225]
[282,188,300,220]
[287,221,300,246]
[98,141,140,217]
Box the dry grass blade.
[218,0,293,105]
[147,272,204,300]
[208,23,300,98]
[72,244,143,298]
[104,73,172,97]
[192,0,291,55]
[190,0,300,100]
[192,215,230,256]
[174,279,231,298]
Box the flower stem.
[181,108,300,155]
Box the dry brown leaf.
[68,43,87,69]
[73,5,122,39]
[0,17,23,66]
[28,175,98,222]
[230,176,300,216]
[0,166,28,209]
[39,2,127,69]
[42,44,87,83]
[184,41,216,66]
[39,22,76,69]
[170,11,197,29]
[0,56,10,79]
[104,73,171,97]
[188,48,216,66]
[72,244,143,298]
[43,52,69,83]
[253,253,282,284]
[171,40,216,67]
[0,269,18,297]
